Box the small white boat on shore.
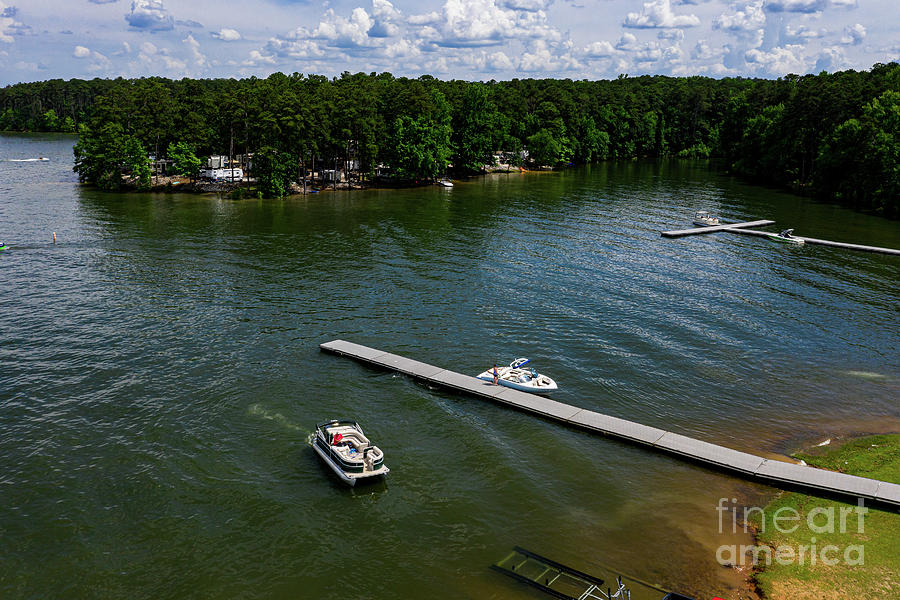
[768,229,805,245]
[477,358,558,394]
[312,419,389,486]
[692,211,720,227]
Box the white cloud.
[745,44,807,75]
[783,24,826,41]
[265,36,327,60]
[765,0,828,12]
[211,28,241,42]
[690,40,717,60]
[583,40,616,58]
[126,0,174,31]
[72,45,110,72]
[285,7,377,49]
[408,11,440,26]
[502,0,554,10]
[840,23,865,45]
[412,0,561,47]
[1,1,24,43]
[484,50,515,70]
[3,0,895,81]
[384,37,420,58]
[764,0,858,11]
[518,39,579,72]
[370,0,402,37]
[184,34,207,68]
[714,1,765,34]
[814,46,845,71]
[243,49,277,66]
[615,32,641,52]
[658,29,685,41]
[132,39,187,73]
[624,0,701,29]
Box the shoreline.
[746,433,900,599]
[100,166,559,197]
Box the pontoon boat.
[313,420,389,486]
[692,211,720,226]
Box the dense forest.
[1,63,898,215]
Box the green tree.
[123,136,152,191]
[73,122,150,190]
[452,83,499,174]
[166,141,202,180]
[572,115,609,163]
[817,90,900,216]
[527,129,563,166]
[253,145,297,198]
[391,89,452,180]
[42,109,60,131]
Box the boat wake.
[844,370,890,381]
[247,402,302,431]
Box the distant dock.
[662,219,900,255]
[321,339,900,508]
[660,219,775,238]
[725,227,900,255]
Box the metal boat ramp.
[493,546,693,600]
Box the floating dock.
[724,227,900,255]
[662,220,900,255]
[320,339,900,508]
[660,220,775,238]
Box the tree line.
[1,64,898,215]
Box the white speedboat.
[767,229,805,245]
[692,211,720,226]
[313,420,389,486]
[437,179,453,187]
[476,358,558,394]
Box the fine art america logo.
[715,497,867,567]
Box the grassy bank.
[751,434,900,599]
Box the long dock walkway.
[321,339,900,508]
[660,220,775,238]
[724,227,900,255]
[662,220,900,255]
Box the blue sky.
[1,0,897,84]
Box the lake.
[1,133,898,599]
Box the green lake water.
[1,134,899,599]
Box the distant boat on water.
[6,157,50,162]
[692,210,719,226]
